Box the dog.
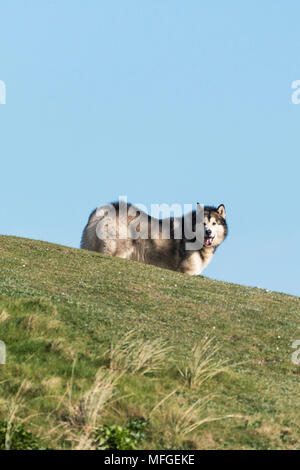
[80,201,228,275]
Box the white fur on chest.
[187,252,203,275]
[187,250,214,275]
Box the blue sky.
[0,1,300,297]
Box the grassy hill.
[0,235,299,450]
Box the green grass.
[0,234,299,449]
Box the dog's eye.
[212,222,216,226]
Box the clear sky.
[1,1,300,297]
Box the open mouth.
[204,237,214,246]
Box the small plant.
[94,418,149,450]
[0,421,40,450]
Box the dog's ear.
[217,204,226,219]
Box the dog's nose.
[205,229,212,237]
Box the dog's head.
[202,204,228,248]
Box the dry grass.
[0,311,10,323]
[48,338,76,360]
[108,329,172,375]
[58,362,123,450]
[21,314,62,334]
[3,380,33,450]
[151,393,240,448]
[177,337,229,389]
[42,377,63,391]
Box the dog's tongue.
[204,238,213,246]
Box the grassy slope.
[0,234,299,449]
